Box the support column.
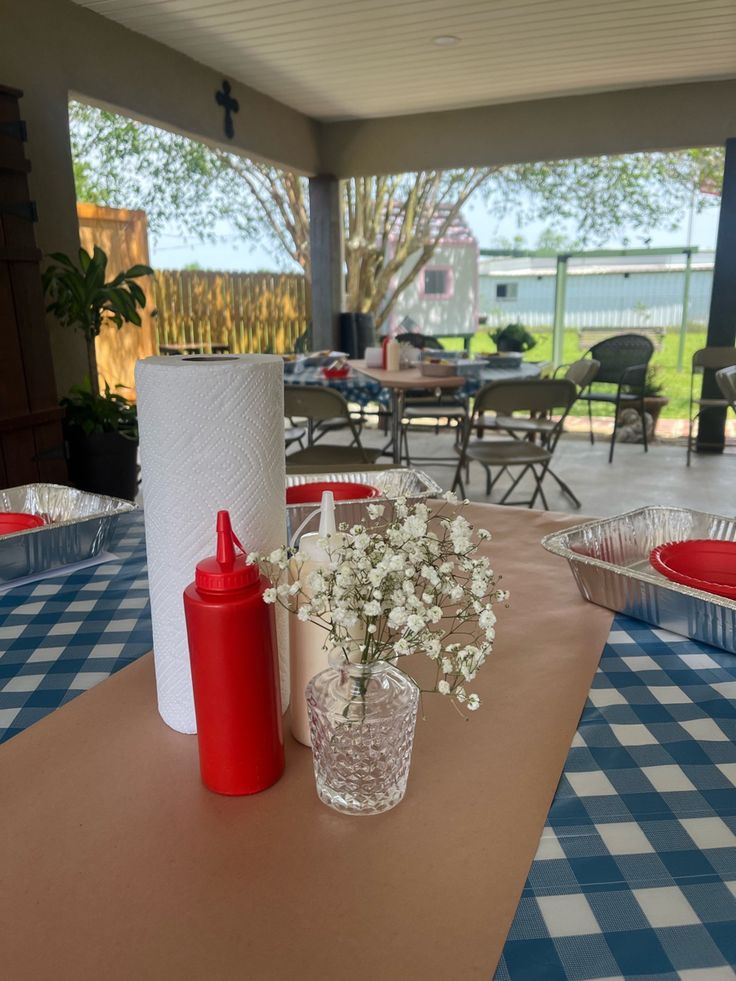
[676,248,693,372]
[697,138,736,452]
[551,254,569,367]
[308,174,344,351]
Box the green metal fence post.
[552,254,568,367]
[676,248,693,371]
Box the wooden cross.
[215,80,239,139]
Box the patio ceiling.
[71,0,736,122]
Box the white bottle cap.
[299,490,338,561]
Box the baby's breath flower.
[254,497,504,716]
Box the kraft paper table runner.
[0,505,613,981]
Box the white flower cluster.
[254,491,508,714]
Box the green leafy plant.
[641,365,667,398]
[490,322,537,353]
[622,364,667,399]
[60,380,138,440]
[42,245,152,394]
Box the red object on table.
[0,512,45,536]
[322,366,350,379]
[382,336,390,369]
[184,510,284,795]
[649,539,736,599]
[286,481,380,505]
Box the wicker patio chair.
[451,378,578,509]
[687,348,736,465]
[284,385,382,469]
[576,334,654,463]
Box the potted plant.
[61,381,139,501]
[490,322,537,353]
[43,246,152,500]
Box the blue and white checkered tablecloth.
[1,516,735,979]
[0,510,151,743]
[284,362,543,405]
[496,617,736,981]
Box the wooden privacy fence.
[152,270,309,354]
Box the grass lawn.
[439,330,706,419]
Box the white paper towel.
[135,354,288,734]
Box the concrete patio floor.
[304,423,736,520]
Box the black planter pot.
[355,313,376,358]
[495,337,523,353]
[339,312,358,359]
[65,429,139,502]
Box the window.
[424,268,449,296]
[496,283,518,301]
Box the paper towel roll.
[135,355,288,734]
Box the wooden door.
[0,84,66,489]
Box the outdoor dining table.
[1,504,735,980]
[285,359,545,465]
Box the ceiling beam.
[319,80,736,177]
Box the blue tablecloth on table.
[496,620,736,981]
[1,512,734,979]
[284,362,544,406]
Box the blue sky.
[149,191,721,272]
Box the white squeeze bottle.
[386,336,401,372]
[289,491,337,746]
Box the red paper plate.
[322,366,350,379]
[0,512,46,536]
[286,481,380,505]
[650,539,736,599]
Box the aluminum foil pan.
[0,483,137,583]
[286,468,441,544]
[542,505,736,654]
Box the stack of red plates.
[286,481,380,505]
[322,366,350,380]
[650,539,736,599]
[0,512,46,537]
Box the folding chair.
[717,365,736,410]
[451,378,578,509]
[284,385,382,470]
[687,348,736,465]
[472,360,599,507]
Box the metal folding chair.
[474,360,599,507]
[451,378,578,509]
[687,348,736,465]
[717,365,736,410]
[284,385,382,469]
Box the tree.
[69,102,724,329]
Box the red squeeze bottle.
[382,335,390,369]
[184,510,284,795]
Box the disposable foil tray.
[286,468,442,543]
[0,483,137,583]
[542,505,736,654]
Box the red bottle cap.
[195,511,259,592]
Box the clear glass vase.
[306,654,419,816]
